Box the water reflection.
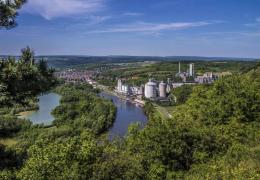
[20,93,61,125]
[100,92,147,138]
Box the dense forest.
[52,84,116,135]
[1,58,259,179]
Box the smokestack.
[179,61,181,74]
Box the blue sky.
[0,0,260,58]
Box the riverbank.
[17,111,35,119]
[95,84,145,107]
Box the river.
[99,92,147,138]
[18,93,61,125]
[21,92,147,137]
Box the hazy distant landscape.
[42,56,259,68]
[1,55,258,69]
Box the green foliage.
[0,0,26,29]
[52,84,116,135]
[0,169,15,180]
[143,102,155,116]
[0,63,259,179]
[0,115,31,137]
[0,47,56,106]
[122,71,260,179]
[170,85,193,105]
[0,143,18,170]
[17,131,101,180]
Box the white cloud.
[24,0,105,20]
[123,12,144,16]
[256,17,260,22]
[89,21,211,33]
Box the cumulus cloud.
[89,21,211,33]
[23,0,104,20]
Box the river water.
[22,92,147,137]
[19,93,61,125]
[99,92,147,138]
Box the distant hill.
[1,55,259,69]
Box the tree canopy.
[0,47,56,106]
[0,63,259,179]
[0,0,26,29]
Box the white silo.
[159,81,167,98]
[117,79,122,91]
[145,79,157,98]
[189,63,195,77]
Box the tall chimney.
[179,61,181,74]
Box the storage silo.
[189,63,195,77]
[117,79,122,91]
[145,79,157,98]
[159,81,167,98]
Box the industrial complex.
[55,62,220,103]
[115,62,219,101]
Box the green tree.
[0,0,26,29]
[21,46,35,65]
[17,132,101,180]
[170,85,193,105]
[0,47,56,105]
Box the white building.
[117,79,130,94]
[121,85,129,94]
[130,86,139,95]
[189,63,195,77]
[159,81,167,98]
[195,72,217,84]
[145,79,157,98]
[117,79,122,91]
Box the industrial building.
[176,62,196,80]
[145,79,157,99]
[117,79,130,95]
[117,79,122,92]
[189,63,195,77]
[195,72,218,84]
[159,81,167,98]
[116,79,145,96]
[115,62,217,101]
